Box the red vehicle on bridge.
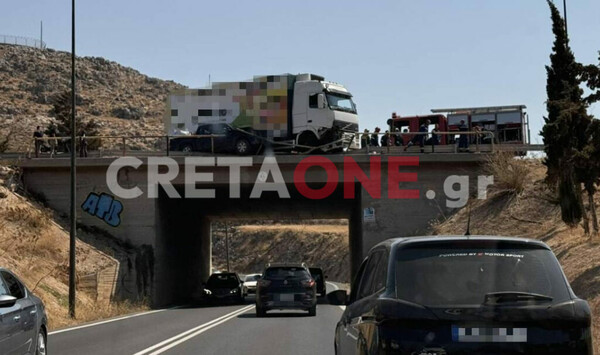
[387,113,449,145]
[387,105,530,146]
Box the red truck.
[387,105,529,146]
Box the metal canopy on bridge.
[430,105,527,114]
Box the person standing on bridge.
[458,119,469,152]
[404,119,430,153]
[33,126,44,158]
[370,127,380,147]
[79,130,88,158]
[361,129,370,150]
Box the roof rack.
[431,105,526,115]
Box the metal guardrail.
[20,130,545,159]
[0,34,46,50]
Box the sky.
[2,0,600,143]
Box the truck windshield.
[326,93,357,114]
[394,246,571,306]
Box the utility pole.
[563,0,568,37]
[224,223,230,272]
[68,0,77,319]
[40,21,43,49]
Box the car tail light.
[302,279,315,288]
[258,279,271,287]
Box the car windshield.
[326,93,357,114]
[206,274,239,288]
[245,274,261,282]
[394,246,571,306]
[265,267,310,280]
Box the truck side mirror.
[317,94,326,109]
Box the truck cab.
[292,74,359,148]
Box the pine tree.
[541,1,591,227]
[48,90,101,150]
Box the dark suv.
[329,236,592,354]
[169,123,259,155]
[203,272,244,305]
[256,264,317,317]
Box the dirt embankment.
[0,166,146,329]
[212,223,350,282]
[0,43,184,152]
[433,159,600,353]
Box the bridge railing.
[25,131,540,158]
[352,130,498,154]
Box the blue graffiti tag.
[81,192,123,227]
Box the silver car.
[242,273,262,296]
[0,268,48,355]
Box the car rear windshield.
[207,274,239,288]
[394,245,571,306]
[265,267,310,280]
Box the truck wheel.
[297,132,320,153]
[235,138,251,155]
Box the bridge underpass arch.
[154,183,363,306]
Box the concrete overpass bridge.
[15,153,490,305]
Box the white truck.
[165,73,359,154]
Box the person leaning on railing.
[404,119,430,153]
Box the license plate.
[279,293,294,302]
[452,326,527,343]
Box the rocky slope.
[212,222,351,282]
[0,44,184,152]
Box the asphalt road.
[48,282,345,355]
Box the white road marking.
[133,304,254,355]
[326,282,346,311]
[48,307,180,335]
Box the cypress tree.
[541,0,591,227]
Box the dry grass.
[483,152,531,195]
[214,223,350,282]
[50,299,149,330]
[0,167,143,330]
[237,224,348,235]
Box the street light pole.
[68,0,77,319]
[225,223,230,272]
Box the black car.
[328,236,592,355]
[0,268,48,355]
[309,267,327,297]
[256,263,317,317]
[169,123,259,155]
[203,272,244,305]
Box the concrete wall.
[18,154,485,305]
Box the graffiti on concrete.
[81,192,123,227]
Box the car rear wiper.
[484,291,553,305]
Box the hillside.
[212,223,351,282]
[0,166,145,329]
[0,44,184,152]
[432,159,600,353]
